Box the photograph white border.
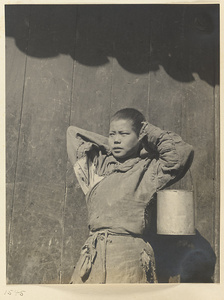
[0,1,223,299]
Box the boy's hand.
[139,122,148,142]
[139,122,157,156]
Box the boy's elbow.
[67,125,78,136]
[67,126,78,140]
[172,145,194,184]
[66,126,80,166]
[179,144,194,177]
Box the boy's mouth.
[113,147,124,153]
[113,147,123,150]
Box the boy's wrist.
[140,122,164,145]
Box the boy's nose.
[114,140,121,144]
[114,135,121,143]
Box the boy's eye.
[109,132,130,137]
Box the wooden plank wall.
[6,4,219,284]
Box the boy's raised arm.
[66,126,109,166]
[141,122,194,189]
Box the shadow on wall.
[5,4,219,87]
[145,199,216,283]
[151,231,216,283]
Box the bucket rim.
[157,189,193,193]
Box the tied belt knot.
[78,229,133,283]
[79,230,111,283]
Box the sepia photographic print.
[2,0,223,298]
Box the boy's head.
[108,108,146,161]
[110,108,146,136]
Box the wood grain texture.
[214,81,220,283]
[70,5,113,135]
[148,6,187,193]
[180,9,217,247]
[61,6,114,283]
[7,184,64,283]
[5,5,30,262]
[148,5,219,282]
[6,6,76,283]
[110,5,151,117]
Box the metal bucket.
[157,190,195,235]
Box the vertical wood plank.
[61,5,113,283]
[180,5,218,247]
[146,6,188,282]
[148,5,218,282]
[70,5,113,135]
[213,5,220,280]
[214,81,220,282]
[5,4,30,265]
[149,5,187,193]
[7,5,77,284]
[111,5,151,117]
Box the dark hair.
[110,108,146,135]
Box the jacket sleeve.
[142,122,194,190]
[66,126,109,166]
[66,126,109,194]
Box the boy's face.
[108,119,140,161]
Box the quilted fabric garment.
[70,230,157,284]
[67,123,194,283]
